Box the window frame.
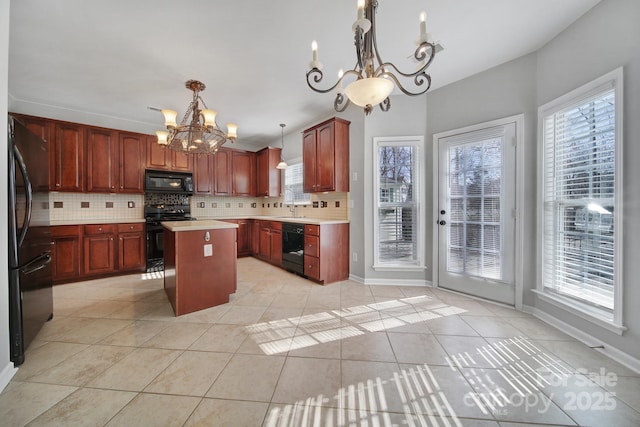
[373,136,425,271]
[535,67,625,334]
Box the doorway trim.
[432,114,525,310]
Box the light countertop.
[50,216,349,227]
[198,216,350,225]
[50,218,146,226]
[162,219,239,232]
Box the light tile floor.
[2,257,639,426]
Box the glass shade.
[344,77,394,107]
[161,109,178,128]
[156,130,169,145]
[276,161,288,170]
[226,123,238,140]
[201,109,217,127]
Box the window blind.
[542,86,616,311]
[284,162,311,205]
[377,145,418,264]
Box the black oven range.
[145,204,195,272]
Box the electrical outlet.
[127,201,135,208]
[335,201,340,208]
[353,252,358,262]
[352,171,358,181]
[198,202,205,208]
[321,201,328,208]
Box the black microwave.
[144,170,194,194]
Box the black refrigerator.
[7,116,53,366]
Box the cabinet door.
[83,234,115,275]
[256,147,281,197]
[119,133,145,193]
[13,115,55,191]
[259,226,271,259]
[51,237,81,281]
[232,150,256,196]
[251,220,260,255]
[146,136,171,170]
[194,153,214,195]
[237,220,251,255]
[214,149,232,195]
[270,229,282,266]
[118,232,145,271]
[315,122,336,192]
[302,130,317,193]
[171,150,193,171]
[54,123,85,191]
[86,127,118,192]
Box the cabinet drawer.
[84,224,115,235]
[51,225,82,238]
[305,235,319,257]
[117,223,144,233]
[304,254,320,280]
[304,224,319,236]
[270,221,282,231]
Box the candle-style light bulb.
[337,69,344,93]
[312,40,318,62]
[357,0,365,20]
[420,11,427,38]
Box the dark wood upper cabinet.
[53,122,86,192]
[194,153,214,195]
[86,127,118,192]
[118,132,146,193]
[231,150,256,196]
[303,117,350,193]
[145,136,192,172]
[146,135,171,170]
[10,114,55,191]
[214,148,232,195]
[256,147,282,197]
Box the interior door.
[436,123,516,305]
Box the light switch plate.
[204,244,213,257]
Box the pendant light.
[276,123,288,170]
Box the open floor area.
[1,257,639,426]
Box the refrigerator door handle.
[18,252,52,275]
[13,145,33,248]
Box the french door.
[435,121,517,305]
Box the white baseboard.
[0,362,17,392]
[526,304,640,374]
[347,274,431,287]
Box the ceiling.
[8,0,600,149]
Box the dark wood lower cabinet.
[52,222,145,283]
[83,224,116,276]
[51,225,82,282]
[117,223,146,271]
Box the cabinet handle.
[130,226,134,230]
[51,241,55,245]
[110,237,113,241]
[56,183,60,187]
[98,227,102,231]
[120,186,123,189]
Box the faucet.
[285,187,297,217]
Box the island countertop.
[162,219,239,232]
[196,216,349,225]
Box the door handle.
[439,220,446,226]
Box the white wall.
[424,0,640,364]
[534,0,640,362]
[1,0,14,389]
[426,53,538,305]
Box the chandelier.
[155,80,237,153]
[306,0,439,115]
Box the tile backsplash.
[49,193,144,222]
[49,191,349,222]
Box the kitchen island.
[162,220,238,316]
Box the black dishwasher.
[282,223,305,275]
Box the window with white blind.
[374,137,424,268]
[284,161,311,205]
[538,68,623,330]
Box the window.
[283,161,311,205]
[538,68,623,330]
[374,137,424,268]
